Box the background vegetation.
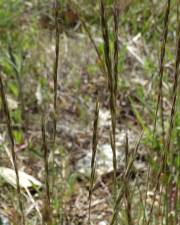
[0,0,179,224]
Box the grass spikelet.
[153,0,171,144]
[100,0,118,201]
[124,133,133,225]
[53,0,60,143]
[88,99,99,224]
[113,0,119,101]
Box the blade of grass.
[0,73,25,225]
[80,18,106,75]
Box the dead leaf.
[0,167,42,189]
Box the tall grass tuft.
[0,73,25,225]
[88,99,99,224]
[147,4,180,224]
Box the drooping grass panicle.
[0,73,25,225]
[153,0,171,144]
[88,99,99,224]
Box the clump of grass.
[147,3,180,224]
[0,73,25,225]
[147,1,172,223]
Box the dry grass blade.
[41,116,52,225]
[110,131,143,225]
[88,99,99,224]
[0,73,25,225]
[153,0,171,144]
[69,1,106,75]
[80,18,106,75]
